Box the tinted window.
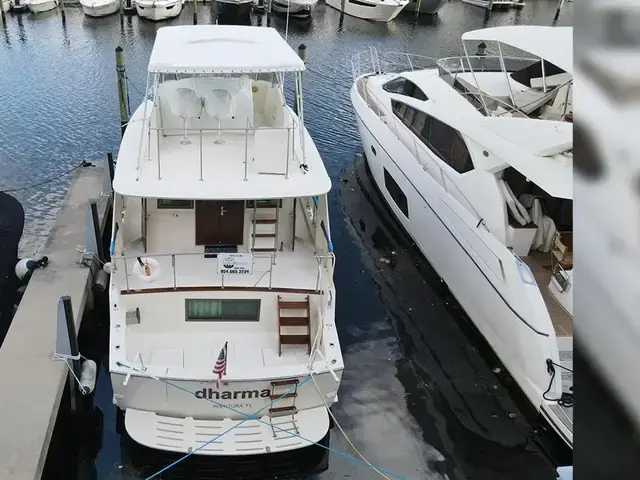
[383,77,428,101]
[185,299,261,322]
[157,199,194,209]
[391,100,474,174]
[383,168,409,218]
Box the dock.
[0,160,110,480]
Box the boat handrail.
[355,78,489,232]
[351,47,438,80]
[112,251,334,294]
[140,114,304,182]
[436,55,574,119]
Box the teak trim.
[120,286,322,296]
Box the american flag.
[213,342,228,388]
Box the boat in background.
[462,0,524,10]
[80,0,121,16]
[25,0,59,12]
[325,0,408,22]
[9,0,28,11]
[216,0,253,17]
[109,25,343,459]
[403,0,446,14]
[271,0,317,17]
[351,26,574,449]
[136,0,183,21]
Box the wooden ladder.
[251,202,279,254]
[277,295,311,357]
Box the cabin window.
[391,100,474,174]
[185,299,261,322]
[383,168,409,218]
[246,199,283,209]
[383,77,428,101]
[157,199,194,209]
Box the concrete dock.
[0,160,110,480]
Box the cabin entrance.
[195,200,245,245]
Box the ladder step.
[255,219,277,224]
[269,392,297,400]
[252,233,277,238]
[280,334,310,345]
[279,316,310,326]
[269,406,297,417]
[252,248,277,253]
[269,405,297,414]
[271,378,299,387]
[279,301,309,309]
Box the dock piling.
[1,3,6,26]
[62,296,82,414]
[90,202,105,264]
[553,0,564,21]
[193,0,198,24]
[415,0,421,17]
[59,0,66,25]
[115,47,130,137]
[294,44,306,116]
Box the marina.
[0,1,573,479]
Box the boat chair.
[204,89,236,145]
[168,87,203,145]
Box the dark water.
[1,1,572,479]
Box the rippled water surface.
[1,2,572,479]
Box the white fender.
[132,257,162,282]
[500,180,530,226]
[541,216,557,253]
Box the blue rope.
[120,365,407,480]
[141,375,313,480]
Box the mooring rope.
[0,161,94,193]
[116,362,407,480]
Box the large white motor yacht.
[351,26,574,448]
[109,25,343,457]
[326,0,409,23]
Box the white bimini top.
[148,25,306,74]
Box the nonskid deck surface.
[522,251,573,336]
[548,337,573,436]
[127,331,311,374]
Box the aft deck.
[522,251,572,337]
[114,240,326,294]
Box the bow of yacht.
[350,26,574,448]
[109,25,343,457]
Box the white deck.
[113,103,331,199]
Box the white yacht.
[403,0,446,15]
[216,0,253,17]
[80,0,120,16]
[326,0,409,23]
[271,0,317,17]
[25,0,58,12]
[351,26,574,448]
[109,25,343,457]
[462,0,525,9]
[136,0,183,21]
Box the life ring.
[132,257,162,282]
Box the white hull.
[136,0,182,20]
[26,0,58,12]
[271,0,316,15]
[402,0,445,14]
[1,0,10,12]
[112,371,339,455]
[350,81,572,447]
[461,0,524,9]
[81,0,120,16]
[326,0,407,22]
